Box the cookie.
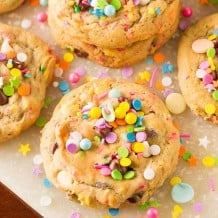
[48,0,181,67]
[178,13,218,124]
[0,23,56,143]
[0,0,24,14]
[40,78,180,208]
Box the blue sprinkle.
[132,99,142,111]
[161,63,174,74]
[146,57,153,64]
[82,114,89,119]
[24,73,31,78]
[108,208,119,216]
[43,178,53,188]
[155,8,161,15]
[126,132,136,142]
[58,81,69,92]
[135,116,144,127]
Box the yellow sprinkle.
[174,204,183,214]
[208,34,217,41]
[170,176,182,186]
[208,57,216,70]
[148,8,155,15]
[10,68,21,77]
[204,103,216,115]
[202,155,215,167]
[137,111,144,116]
[120,157,132,167]
[139,71,151,81]
[63,52,74,62]
[89,107,102,119]
[76,112,82,118]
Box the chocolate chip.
[127,192,144,203]
[12,58,25,70]
[52,143,59,154]
[0,89,8,105]
[74,49,88,58]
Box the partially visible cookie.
[0,0,24,14]
[40,78,180,208]
[0,23,56,143]
[178,13,218,124]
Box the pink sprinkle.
[69,73,80,84]
[98,91,108,100]
[203,74,213,85]
[100,167,111,176]
[180,133,191,139]
[98,71,109,78]
[199,61,210,70]
[36,12,47,23]
[193,203,204,213]
[105,132,117,144]
[21,68,28,73]
[122,67,133,78]
[149,67,159,88]
[94,164,105,169]
[70,212,80,218]
[210,179,216,192]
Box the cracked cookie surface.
[40,78,180,208]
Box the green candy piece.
[35,116,47,128]
[40,65,46,73]
[10,77,20,89]
[182,152,192,161]
[207,47,216,58]
[127,125,134,133]
[44,97,52,107]
[74,5,81,13]
[212,90,218,101]
[117,147,129,158]
[124,171,135,180]
[111,169,122,180]
[110,0,121,10]
[209,0,218,3]
[3,85,14,96]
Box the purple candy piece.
[105,132,117,144]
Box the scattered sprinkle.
[19,143,31,156]
[40,195,52,207]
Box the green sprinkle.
[44,97,52,107]
[207,47,216,58]
[182,152,192,161]
[134,126,146,132]
[138,200,161,211]
[111,169,122,180]
[127,125,134,133]
[35,116,47,128]
[124,171,135,180]
[74,5,81,13]
[40,66,46,73]
[10,77,20,89]
[3,85,14,96]
[117,147,129,158]
[212,90,218,101]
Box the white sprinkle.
[149,144,161,155]
[17,52,27,62]
[143,168,155,180]
[33,154,43,165]
[40,195,52,207]
[53,81,59,87]
[162,76,172,87]
[21,19,32,29]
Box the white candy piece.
[196,69,207,78]
[21,19,32,29]
[143,168,155,180]
[1,38,14,53]
[192,39,214,53]
[33,154,43,165]
[149,144,161,155]
[57,170,73,187]
[165,93,186,114]
[40,195,52,207]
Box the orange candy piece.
[116,119,126,126]
[6,51,16,59]
[179,146,186,157]
[18,83,31,96]
[29,0,39,6]
[59,60,70,71]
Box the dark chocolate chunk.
[74,49,88,58]
[0,89,8,105]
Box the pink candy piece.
[136,132,147,142]
[199,61,210,70]
[105,132,117,144]
[203,74,213,85]
[37,12,47,22]
[146,207,159,218]
[100,167,111,176]
[182,7,193,18]
[192,39,214,53]
[69,72,80,83]
[66,143,78,153]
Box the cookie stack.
[48,0,181,68]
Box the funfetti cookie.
[178,13,218,124]
[0,0,24,14]
[40,78,180,208]
[0,23,56,143]
[48,0,181,67]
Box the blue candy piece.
[80,138,92,150]
[126,132,136,142]
[171,182,194,203]
[132,99,142,111]
[135,116,144,127]
[58,81,69,92]
[108,208,119,216]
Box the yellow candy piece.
[173,204,183,216]
[148,8,155,15]
[120,157,131,167]
[125,112,137,124]
[202,155,215,167]
[132,142,145,153]
[170,176,182,186]
[115,107,126,119]
[139,71,151,81]
[89,107,102,119]
[63,52,74,62]
[119,101,130,112]
[10,68,21,77]
[204,103,216,115]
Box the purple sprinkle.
[122,67,133,78]
[98,71,109,78]
[69,212,81,218]
[193,203,204,213]
[74,66,86,76]
[179,20,190,31]
[105,132,117,144]
[0,52,6,61]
